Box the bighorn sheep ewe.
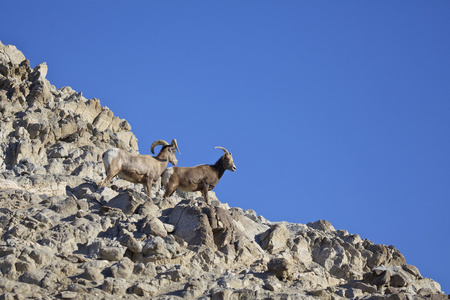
[161,146,236,204]
[98,139,180,198]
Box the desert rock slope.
[0,42,447,299]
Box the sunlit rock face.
[0,42,446,299]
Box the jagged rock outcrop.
[0,42,137,180]
[0,42,447,299]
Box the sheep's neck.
[155,153,169,165]
[213,157,226,179]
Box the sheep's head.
[215,146,236,172]
[151,139,180,165]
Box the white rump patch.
[103,148,120,170]
[162,167,174,186]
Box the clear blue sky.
[2,1,449,293]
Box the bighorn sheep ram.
[98,139,180,198]
[161,146,236,204]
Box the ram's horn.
[215,146,230,154]
[151,140,169,154]
[171,139,181,154]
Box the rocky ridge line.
[0,42,447,299]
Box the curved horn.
[215,146,229,155]
[151,140,169,154]
[171,139,181,154]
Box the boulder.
[140,217,167,238]
[133,282,158,297]
[83,266,104,282]
[118,232,142,253]
[267,257,292,281]
[260,223,290,253]
[307,220,335,233]
[168,200,260,255]
[102,277,128,295]
[105,190,147,216]
[111,257,134,279]
[98,246,126,262]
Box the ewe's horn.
[171,139,181,154]
[151,140,169,154]
[215,146,229,154]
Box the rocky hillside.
[0,42,447,300]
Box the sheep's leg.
[163,184,176,199]
[98,168,119,189]
[144,177,153,199]
[202,188,210,204]
[163,178,178,199]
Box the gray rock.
[138,200,160,219]
[260,223,290,254]
[307,220,335,232]
[267,258,292,281]
[141,217,168,238]
[106,190,147,216]
[99,246,126,261]
[363,269,391,287]
[181,277,206,298]
[264,278,282,291]
[142,236,171,259]
[19,269,47,285]
[162,265,190,282]
[0,255,16,278]
[102,277,128,295]
[118,232,142,253]
[353,281,377,293]
[15,259,36,273]
[60,291,78,299]
[133,282,158,297]
[83,266,104,282]
[29,248,53,266]
[391,273,408,288]
[402,264,422,278]
[345,288,364,298]
[50,196,78,215]
[111,257,134,279]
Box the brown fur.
[162,150,236,204]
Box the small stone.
[307,220,335,232]
[99,246,125,261]
[264,279,281,291]
[163,223,175,233]
[119,232,142,253]
[133,282,158,297]
[142,217,167,238]
[83,266,104,282]
[353,281,377,293]
[385,287,399,295]
[60,291,78,299]
[111,257,134,279]
[345,288,363,298]
[102,277,128,295]
[402,264,422,279]
[391,273,408,288]
[260,223,289,254]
